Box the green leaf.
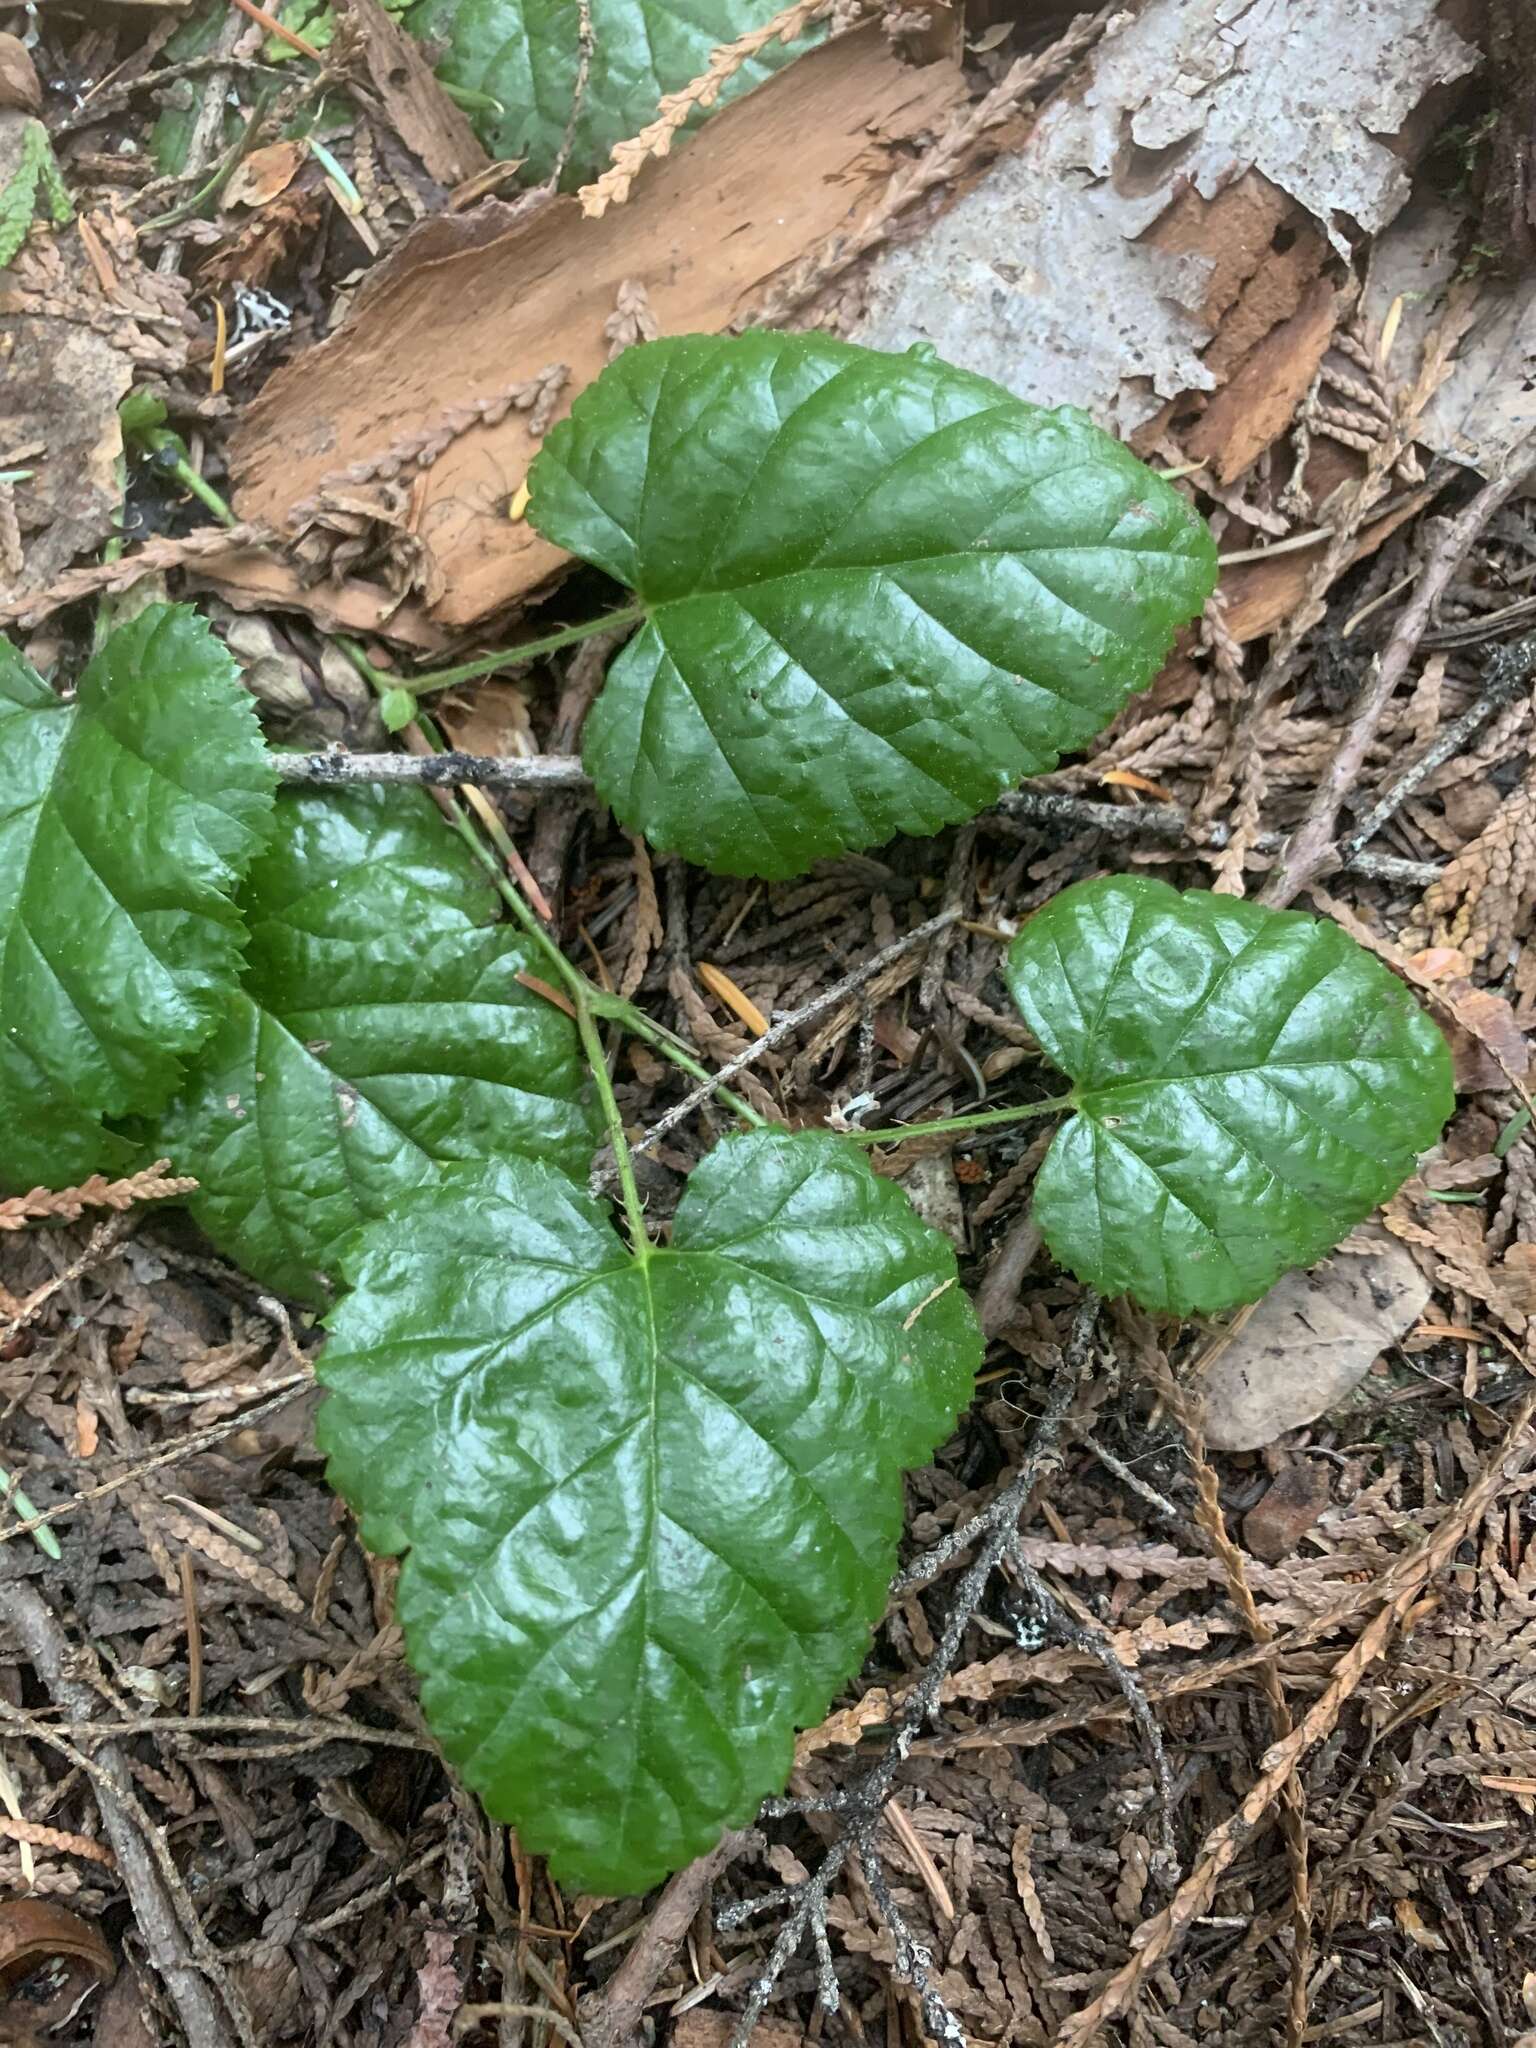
[0,120,71,271]
[401,0,815,187]
[318,1128,979,1892]
[1004,877,1454,1315]
[529,332,1217,879]
[157,785,598,1303]
[378,686,417,733]
[0,609,274,1193]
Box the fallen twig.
[1052,1380,1536,2047]
[1262,468,1530,907]
[1338,628,1536,864]
[720,1301,1142,2048]
[580,1830,752,2048]
[0,1581,252,2048]
[271,753,1445,885]
[275,748,589,791]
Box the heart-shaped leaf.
[318,1129,979,1893]
[157,785,598,1304]
[528,332,1217,879]
[1005,877,1453,1315]
[0,609,274,1192]
[401,0,815,186]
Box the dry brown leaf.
[1242,1461,1331,1563]
[1394,1899,1449,1952]
[433,678,534,758]
[332,0,489,188]
[0,33,40,112]
[672,2018,805,2048]
[1496,1242,1536,1318]
[1201,1229,1431,1451]
[224,139,305,208]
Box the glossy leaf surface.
[1005,878,1453,1314]
[401,0,809,185]
[318,1129,979,1892]
[158,785,597,1304]
[0,610,273,1192]
[529,331,1216,878]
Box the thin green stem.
[341,608,643,705]
[135,431,240,530]
[141,86,274,230]
[587,992,770,1129]
[171,453,240,529]
[447,807,769,1129]
[0,1464,62,1560]
[842,1094,1075,1147]
[574,991,650,1255]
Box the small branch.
[974,1209,1043,1339]
[1338,629,1536,863]
[276,749,590,791]
[631,910,962,1159]
[271,755,1445,887]
[1004,1544,1178,1882]
[0,1582,250,2048]
[580,1831,752,2048]
[1261,469,1529,908]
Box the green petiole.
[841,1094,1074,1147]
[340,609,644,703]
[0,1464,62,1560]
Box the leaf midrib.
[1077,1050,1426,1101]
[633,539,1200,619]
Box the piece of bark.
[332,0,490,189]
[1363,194,1536,476]
[1184,275,1338,483]
[0,117,193,603]
[1243,1461,1332,1563]
[1482,0,1536,274]
[220,27,968,632]
[854,0,1477,432]
[1201,1230,1431,1452]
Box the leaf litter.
[3,2,1536,2046]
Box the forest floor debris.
[2,2,1535,2046]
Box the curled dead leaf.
[0,1900,114,1987]
[0,1899,115,2043]
[224,140,305,210]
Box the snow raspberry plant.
[0,334,1451,1893]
